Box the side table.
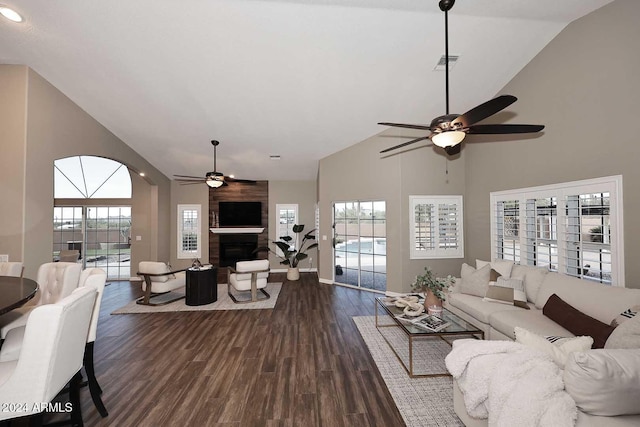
[185,267,217,306]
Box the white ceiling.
[0,0,613,181]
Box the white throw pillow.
[564,349,640,416]
[459,263,491,298]
[510,264,549,303]
[476,259,513,278]
[514,327,593,369]
[605,315,640,349]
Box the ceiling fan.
[173,140,256,187]
[379,0,544,156]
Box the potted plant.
[256,224,318,281]
[410,267,455,309]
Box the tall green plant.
[256,224,318,268]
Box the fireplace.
[219,234,259,267]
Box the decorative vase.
[424,290,443,309]
[287,267,300,281]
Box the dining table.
[0,276,39,316]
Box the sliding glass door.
[333,201,386,291]
[53,206,131,280]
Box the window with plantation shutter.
[490,176,624,286]
[410,195,464,259]
[177,204,201,259]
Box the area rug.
[111,282,282,314]
[353,316,464,427]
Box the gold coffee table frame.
[375,297,484,378]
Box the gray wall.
[318,130,466,293]
[463,0,640,288]
[0,65,171,278]
[170,180,210,270]
[268,180,318,270]
[0,66,28,263]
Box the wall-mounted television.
[218,201,262,227]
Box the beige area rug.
[111,282,282,314]
[353,316,464,427]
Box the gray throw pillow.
[459,263,491,297]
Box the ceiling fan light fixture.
[432,131,466,148]
[206,177,224,188]
[206,172,224,188]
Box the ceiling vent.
[434,54,459,71]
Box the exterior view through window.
[53,156,132,280]
[333,201,386,291]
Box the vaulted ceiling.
[0,0,613,181]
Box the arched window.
[53,156,132,280]
[54,156,131,198]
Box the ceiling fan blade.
[174,174,206,179]
[175,178,205,182]
[178,181,205,185]
[378,122,432,131]
[380,136,431,154]
[444,144,462,156]
[452,95,517,128]
[466,123,545,135]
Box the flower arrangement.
[410,267,455,302]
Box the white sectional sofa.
[444,261,640,426]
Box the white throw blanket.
[445,339,577,427]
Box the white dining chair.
[0,268,110,418]
[0,262,81,339]
[0,261,23,277]
[0,286,96,425]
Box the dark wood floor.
[48,273,406,426]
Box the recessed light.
[0,5,24,23]
[139,172,145,177]
[270,155,281,160]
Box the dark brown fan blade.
[178,181,205,185]
[380,136,431,154]
[444,144,462,156]
[226,177,257,184]
[378,122,432,131]
[466,124,545,134]
[174,174,206,179]
[451,95,517,128]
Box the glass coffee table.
[375,297,484,378]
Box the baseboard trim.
[318,278,333,285]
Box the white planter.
[287,267,300,281]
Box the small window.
[410,195,464,259]
[275,204,298,256]
[177,204,201,259]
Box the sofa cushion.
[514,327,593,369]
[459,263,491,297]
[564,349,640,416]
[543,294,616,349]
[605,315,640,349]
[534,272,640,323]
[511,264,549,303]
[489,308,572,340]
[483,279,530,310]
[476,259,513,278]
[611,305,640,327]
[448,292,522,324]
